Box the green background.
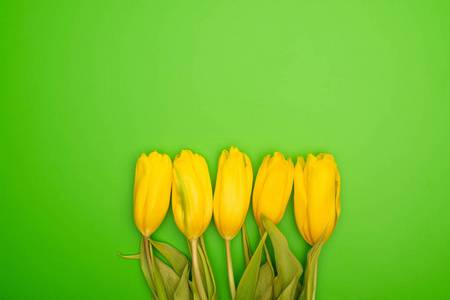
[1,0,449,299]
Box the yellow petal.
[252,154,270,223]
[172,150,212,240]
[141,153,172,236]
[297,156,305,169]
[193,154,213,236]
[305,154,338,243]
[252,152,293,230]
[255,165,288,228]
[214,147,252,239]
[294,156,312,245]
[335,167,341,224]
[316,153,326,160]
[267,152,285,171]
[133,151,172,236]
[244,153,253,204]
[133,154,149,204]
[306,153,317,164]
[283,157,295,207]
[213,149,228,237]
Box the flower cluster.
[121,147,341,300]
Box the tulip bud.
[294,153,341,245]
[133,151,172,237]
[214,146,253,240]
[252,152,294,230]
[172,150,213,241]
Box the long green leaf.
[139,237,159,300]
[274,274,282,299]
[236,232,268,300]
[242,223,252,267]
[149,238,168,300]
[151,240,190,277]
[298,227,327,300]
[118,252,140,259]
[174,265,192,300]
[155,256,181,300]
[189,281,201,300]
[197,245,214,298]
[254,263,274,300]
[277,279,300,300]
[262,216,303,300]
[259,228,274,277]
[200,236,218,300]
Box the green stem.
[143,235,155,284]
[198,238,214,297]
[312,260,318,300]
[225,239,236,300]
[200,236,210,266]
[301,255,319,300]
[300,240,324,300]
[191,238,208,300]
[260,229,274,276]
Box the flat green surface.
[1,1,449,299]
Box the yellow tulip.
[133,151,172,237]
[294,153,341,245]
[172,150,213,241]
[214,146,253,240]
[252,152,294,230]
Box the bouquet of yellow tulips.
[120,147,341,300]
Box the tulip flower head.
[214,146,253,240]
[133,151,172,237]
[252,152,294,230]
[294,153,341,245]
[172,150,213,241]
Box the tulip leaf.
[235,232,267,300]
[259,228,275,278]
[118,252,140,259]
[277,279,301,300]
[189,281,201,300]
[254,262,274,300]
[263,242,275,277]
[298,227,327,300]
[297,282,302,298]
[174,264,192,300]
[196,249,208,294]
[139,237,159,300]
[200,236,218,300]
[149,239,168,300]
[242,223,252,267]
[151,240,190,277]
[155,256,181,300]
[262,216,303,300]
[273,274,282,299]
[198,245,214,298]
